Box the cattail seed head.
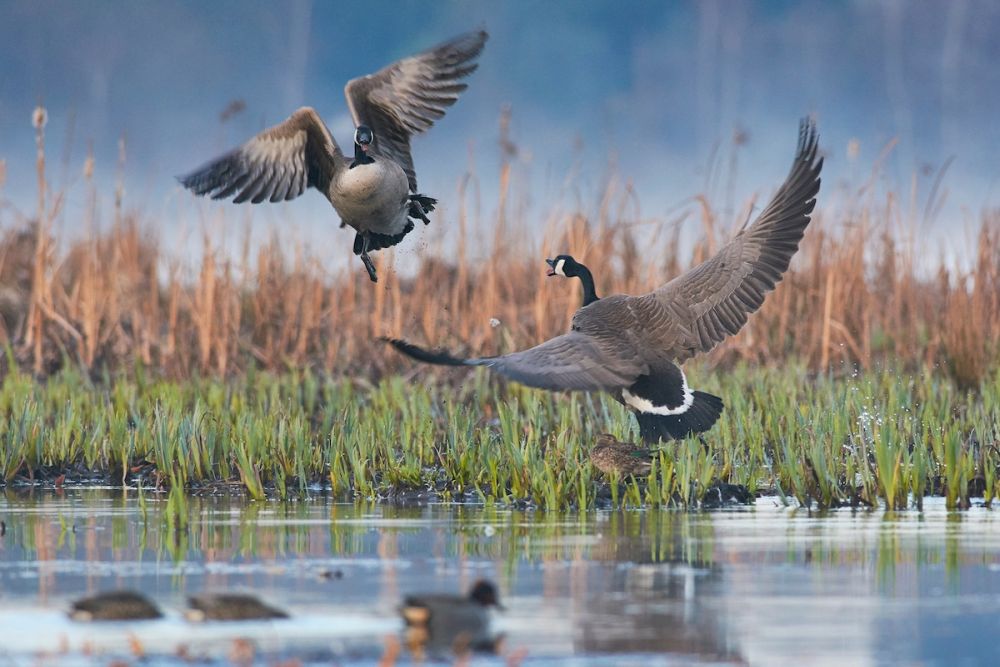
[32,106,48,130]
[847,138,860,161]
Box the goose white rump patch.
[622,369,694,415]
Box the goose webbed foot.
[360,250,378,282]
[354,232,379,282]
[408,194,437,225]
[409,202,430,225]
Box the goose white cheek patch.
[555,259,566,276]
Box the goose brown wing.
[387,329,646,392]
[344,30,488,192]
[179,107,341,204]
[641,118,823,362]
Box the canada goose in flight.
[179,30,488,282]
[386,119,822,443]
[546,254,599,306]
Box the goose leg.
[408,200,430,225]
[358,233,378,283]
[408,194,437,225]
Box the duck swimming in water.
[185,593,288,621]
[69,591,162,622]
[400,579,504,656]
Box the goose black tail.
[383,338,477,367]
[354,221,416,255]
[634,391,724,443]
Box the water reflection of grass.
[5,492,997,588]
[0,363,997,510]
[1,493,717,571]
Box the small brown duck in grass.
[185,593,288,622]
[590,434,655,476]
[69,591,163,622]
[400,580,504,656]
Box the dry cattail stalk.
[0,107,995,385]
[32,106,47,130]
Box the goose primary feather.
[179,30,488,282]
[387,119,823,443]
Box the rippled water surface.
[1,489,999,666]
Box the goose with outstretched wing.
[387,119,822,443]
[179,30,488,282]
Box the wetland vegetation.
[3,8,1000,665]
[1,361,997,510]
[1,72,999,667]
[1,109,998,511]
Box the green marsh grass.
[1,361,997,510]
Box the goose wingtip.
[380,337,402,352]
[796,117,819,151]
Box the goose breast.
[331,160,410,231]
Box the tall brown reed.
[0,110,997,386]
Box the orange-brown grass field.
[0,112,998,509]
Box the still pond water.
[0,489,998,666]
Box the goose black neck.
[350,143,375,168]
[575,265,599,306]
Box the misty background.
[1,0,997,267]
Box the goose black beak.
[545,258,556,277]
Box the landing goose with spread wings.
[387,119,822,443]
[179,30,488,282]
